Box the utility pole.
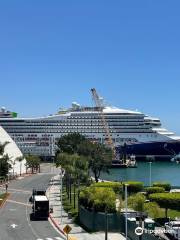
[60,168,63,223]
[149,162,152,187]
[105,207,108,240]
[125,184,128,240]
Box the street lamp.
[125,184,128,240]
[136,212,148,240]
[59,167,64,223]
[105,207,108,240]
[149,162,152,187]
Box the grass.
[0,193,8,207]
[153,208,180,220]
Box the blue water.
[100,161,180,186]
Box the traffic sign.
[63,224,72,235]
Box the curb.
[49,215,78,240]
[49,213,66,236]
[0,193,10,209]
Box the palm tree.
[16,156,24,176]
[0,142,11,178]
[11,159,16,177]
[0,141,9,155]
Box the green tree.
[0,142,9,155]
[57,133,86,154]
[25,155,40,174]
[56,133,113,183]
[78,141,112,182]
[56,152,89,207]
[0,142,11,178]
[149,193,180,218]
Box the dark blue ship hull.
[116,140,180,160]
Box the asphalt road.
[0,164,63,240]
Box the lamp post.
[136,212,147,240]
[60,168,63,223]
[125,184,128,240]
[105,207,108,240]
[149,162,152,187]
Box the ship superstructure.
[0,98,180,160]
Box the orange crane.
[91,88,116,158]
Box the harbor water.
[101,161,180,186]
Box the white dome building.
[0,126,26,176]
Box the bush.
[128,193,146,212]
[124,181,144,194]
[145,187,165,195]
[92,182,123,194]
[152,182,171,192]
[144,202,162,219]
[79,186,116,213]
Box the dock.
[111,156,137,168]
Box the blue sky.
[0,1,180,134]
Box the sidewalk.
[47,175,126,240]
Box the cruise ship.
[0,95,180,160]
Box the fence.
[79,206,124,232]
[79,206,162,240]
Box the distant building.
[0,125,26,176]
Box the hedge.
[124,181,144,193]
[79,186,116,213]
[145,187,165,195]
[149,193,180,211]
[92,182,123,194]
[152,182,171,191]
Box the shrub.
[152,182,171,191]
[144,202,162,219]
[128,193,146,212]
[92,182,123,194]
[124,181,144,194]
[79,186,116,213]
[145,187,165,195]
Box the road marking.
[8,188,31,194]
[11,223,18,229]
[36,238,64,240]
[7,199,31,207]
[9,208,16,211]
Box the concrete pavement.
[47,175,126,240]
[0,163,64,240]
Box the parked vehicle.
[165,221,180,239]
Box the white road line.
[55,237,63,240]
[46,238,54,240]
[7,199,31,207]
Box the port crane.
[91,88,116,158]
[91,88,137,168]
